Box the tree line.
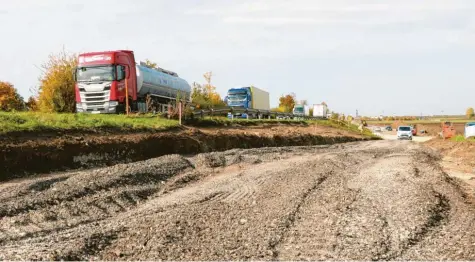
[0,49,322,114]
[0,50,77,113]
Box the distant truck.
[74,50,191,114]
[313,104,328,118]
[226,86,270,118]
[440,121,456,140]
[465,122,475,139]
[292,104,310,119]
[411,124,418,136]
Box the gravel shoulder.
[1,140,475,260]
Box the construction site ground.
[425,139,475,189]
[1,138,475,260]
[0,123,375,181]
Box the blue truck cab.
[226,87,251,108]
[225,86,270,119]
[226,87,252,118]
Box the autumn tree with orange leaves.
[278,93,296,113]
[203,71,225,106]
[25,96,39,111]
[0,81,24,111]
[191,71,225,109]
[37,49,77,112]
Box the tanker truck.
[225,86,270,119]
[74,50,191,114]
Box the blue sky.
[1,0,475,116]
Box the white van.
[397,126,413,140]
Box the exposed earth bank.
[424,139,475,189]
[0,124,375,181]
[1,140,475,260]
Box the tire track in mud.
[1,145,336,260]
[269,175,329,259]
[2,141,475,260]
[275,146,472,261]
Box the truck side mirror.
[72,68,77,81]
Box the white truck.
[313,104,328,119]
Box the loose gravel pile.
[1,141,474,260]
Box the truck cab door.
[247,92,252,108]
[115,64,127,102]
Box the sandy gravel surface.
[1,140,474,260]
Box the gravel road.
[1,140,475,260]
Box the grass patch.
[308,119,377,138]
[0,113,378,139]
[185,117,378,138]
[0,112,179,134]
[185,116,308,127]
[451,135,475,142]
[366,119,474,125]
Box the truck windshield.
[76,66,115,82]
[293,107,304,113]
[227,94,247,102]
[398,127,411,131]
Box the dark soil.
[0,125,376,181]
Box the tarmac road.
[1,140,474,260]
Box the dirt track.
[1,140,475,260]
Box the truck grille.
[85,97,105,102]
[78,88,111,112]
[86,108,105,112]
[85,92,105,97]
[80,91,110,104]
[86,102,106,106]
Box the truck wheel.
[116,103,126,114]
[130,97,138,113]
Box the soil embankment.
[425,139,475,189]
[0,124,376,181]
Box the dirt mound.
[424,139,475,173]
[1,141,475,260]
[194,153,227,168]
[425,138,474,154]
[424,139,475,190]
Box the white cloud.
[186,0,475,27]
[178,0,475,60]
[183,9,218,15]
[223,16,320,25]
[2,0,475,115]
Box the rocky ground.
[1,140,475,260]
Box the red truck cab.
[411,124,417,136]
[74,50,137,113]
